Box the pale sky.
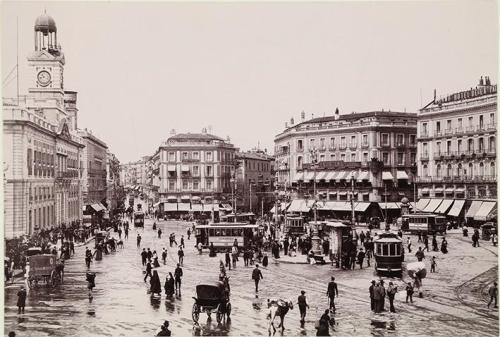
[2,1,498,163]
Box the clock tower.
[27,12,65,102]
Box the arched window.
[489,136,496,152]
[468,139,474,152]
[468,163,473,177]
[479,162,484,176]
[457,163,462,177]
[491,162,496,177]
[436,164,441,177]
[447,164,452,177]
[423,164,428,177]
[297,156,303,169]
[478,138,484,152]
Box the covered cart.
[27,254,62,288]
[192,281,231,324]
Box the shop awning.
[434,199,453,214]
[465,200,483,218]
[474,202,497,221]
[90,203,104,212]
[328,191,337,195]
[355,202,371,212]
[415,199,430,211]
[423,199,443,212]
[315,171,328,181]
[349,171,359,181]
[178,203,191,211]
[445,188,455,193]
[336,171,349,182]
[180,195,191,201]
[420,188,430,194]
[325,171,338,181]
[434,188,444,193]
[191,204,203,212]
[167,165,176,172]
[378,202,400,210]
[321,201,352,211]
[203,203,219,212]
[293,172,304,182]
[455,188,466,194]
[303,171,315,181]
[167,196,177,202]
[338,192,348,196]
[357,171,370,182]
[447,200,465,217]
[192,196,201,202]
[382,171,394,180]
[325,221,349,228]
[181,165,190,172]
[397,171,409,180]
[163,203,178,212]
[287,199,311,213]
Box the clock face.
[37,70,51,87]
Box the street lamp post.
[310,148,318,224]
[351,173,356,226]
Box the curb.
[273,258,309,265]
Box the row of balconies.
[419,124,496,139]
[295,142,415,153]
[420,149,496,161]
[415,175,497,183]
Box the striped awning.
[203,203,219,212]
[325,171,339,181]
[357,171,370,182]
[163,203,178,212]
[355,202,371,212]
[191,204,203,212]
[397,171,409,180]
[315,171,328,181]
[178,203,191,211]
[293,172,304,182]
[415,198,430,211]
[474,202,496,221]
[378,202,400,210]
[423,199,443,212]
[382,171,394,180]
[465,201,483,218]
[434,199,453,214]
[447,200,465,217]
[303,172,315,181]
[336,171,349,182]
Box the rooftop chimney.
[290,117,294,125]
[334,107,340,120]
[301,111,305,121]
[202,127,207,134]
[433,89,436,101]
[285,122,288,128]
[170,129,176,135]
[479,76,484,86]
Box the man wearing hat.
[369,280,376,311]
[156,320,171,336]
[326,276,339,312]
[17,286,27,314]
[297,290,309,325]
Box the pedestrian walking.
[137,233,142,248]
[406,237,412,253]
[153,251,160,268]
[147,248,153,263]
[432,235,439,251]
[252,264,263,292]
[225,249,232,270]
[357,248,365,269]
[118,227,122,240]
[178,247,184,266]
[162,248,167,265]
[297,290,309,325]
[164,273,175,297]
[141,248,147,266]
[369,280,376,311]
[423,236,429,252]
[492,233,498,246]
[85,247,93,268]
[487,282,498,308]
[373,281,382,313]
[415,247,425,262]
[405,282,414,303]
[387,282,398,313]
[150,270,161,297]
[187,228,191,240]
[232,245,238,268]
[440,238,448,254]
[144,261,153,282]
[326,276,339,313]
[158,228,162,239]
[174,263,183,295]
[430,256,436,273]
[86,272,96,300]
[180,235,185,248]
[156,320,171,336]
[124,227,129,239]
[417,230,422,243]
[379,280,386,312]
[17,286,27,314]
[316,309,332,336]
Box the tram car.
[374,231,404,276]
[284,216,305,235]
[401,214,447,235]
[133,211,145,227]
[195,222,261,251]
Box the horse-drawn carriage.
[27,254,63,288]
[192,282,231,324]
[95,231,109,248]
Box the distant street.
[4,217,499,337]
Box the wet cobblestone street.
[4,219,499,336]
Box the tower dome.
[34,13,57,33]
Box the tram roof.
[197,222,259,229]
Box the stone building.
[274,109,418,203]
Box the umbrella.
[406,261,427,279]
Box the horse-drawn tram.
[374,231,404,276]
[401,213,447,235]
[195,222,261,250]
[27,254,63,288]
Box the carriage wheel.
[216,309,223,324]
[192,303,200,323]
[226,302,231,317]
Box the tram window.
[396,244,401,256]
[382,244,389,256]
[389,244,395,256]
[221,229,227,236]
[237,229,243,236]
[215,229,221,236]
[376,244,382,255]
[209,229,214,236]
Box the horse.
[116,240,124,249]
[267,299,293,335]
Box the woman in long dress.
[153,251,160,268]
[164,272,175,297]
[150,270,161,297]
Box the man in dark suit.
[252,264,263,292]
[369,280,376,311]
[326,276,339,312]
